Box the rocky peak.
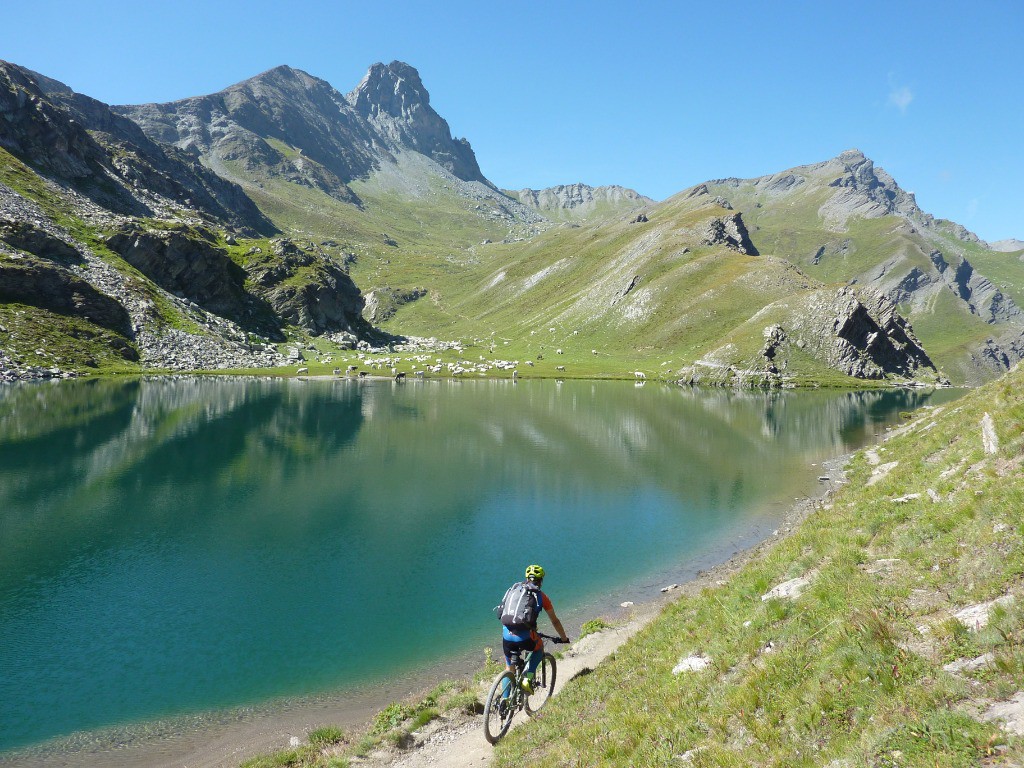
[346,61,487,184]
[348,61,430,121]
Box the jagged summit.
[348,61,431,115]
[346,61,487,184]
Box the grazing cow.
[512,370,518,379]
[556,349,563,355]
[556,365,565,372]
[296,367,309,375]
[415,370,425,378]
[395,371,406,381]
[332,368,341,375]
[592,349,598,355]
[525,360,534,367]
[634,371,646,380]
[358,371,369,378]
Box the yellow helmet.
[525,564,545,581]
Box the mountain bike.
[483,632,568,744]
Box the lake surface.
[0,377,957,759]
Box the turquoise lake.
[0,377,958,759]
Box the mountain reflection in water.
[0,377,958,754]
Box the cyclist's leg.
[502,637,532,698]
[528,638,544,671]
[525,636,545,683]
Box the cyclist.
[502,564,570,693]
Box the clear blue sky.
[3,0,1021,241]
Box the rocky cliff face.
[0,61,272,232]
[246,239,369,336]
[347,62,487,184]
[105,226,253,322]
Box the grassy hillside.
[353,192,936,384]
[494,364,1024,767]
[696,173,1024,384]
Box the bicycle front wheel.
[483,670,517,744]
[524,653,557,714]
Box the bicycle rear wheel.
[483,670,517,744]
[524,653,557,714]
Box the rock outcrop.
[362,286,427,323]
[928,250,1022,324]
[246,239,368,336]
[105,226,254,322]
[0,256,133,340]
[701,213,758,255]
[680,287,941,387]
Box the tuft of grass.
[306,727,344,748]
[579,618,612,639]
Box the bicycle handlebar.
[538,632,570,644]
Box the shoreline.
[351,452,852,768]
[0,453,849,768]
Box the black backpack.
[496,581,542,629]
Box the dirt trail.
[355,616,651,768]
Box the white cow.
[634,371,646,380]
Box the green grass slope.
[495,364,1024,767]
[694,167,1024,385]
[371,191,936,384]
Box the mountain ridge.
[2,58,1022,386]
[508,183,654,222]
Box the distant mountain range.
[1,59,1021,385]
